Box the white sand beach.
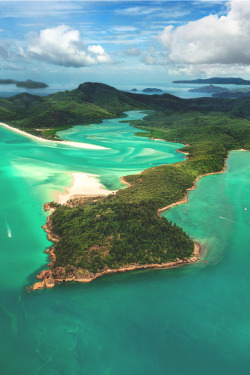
[56,172,116,204]
[0,122,109,150]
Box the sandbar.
[0,122,109,150]
[56,172,116,204]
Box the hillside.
[0,82,149,137]
[2,82,250,141]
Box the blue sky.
[0,0,249,86]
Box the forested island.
[1,82,250,288]
[0,79,48,89]
[142,88,163,93]
[188,84,229,94]
[188,84,250,99]
[173,77,250,85]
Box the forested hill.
[1,81,250,136]
[0,82,149,131]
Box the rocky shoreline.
[30,207,201,291]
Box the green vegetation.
[52,200,193,274]
[49,89,250,277]
[1,82,250,279]
[0,83,148,136]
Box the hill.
[2,82,250,140]
[189,84,229,94]
[173,77,250,85]
[0,82,149,137]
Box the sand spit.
[0,122,109,150]
[56,172,116,204]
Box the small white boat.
[5,220,12,238]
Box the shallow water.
[0,112,250,374]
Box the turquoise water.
[0,111,250,374]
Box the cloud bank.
[28,25,113,67]
[159,0,250,66]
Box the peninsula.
[1,83,250,289]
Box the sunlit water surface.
[0,111,250,374]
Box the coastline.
[158,153,228,215]
[31,212,201,290]
[120,176,132,187]
[28,124,248,291]
[0,122,109,150]
[30,141,208,291]
[56,172,116,204]
[158,148,249,216]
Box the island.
[212,89,250,99]
[188,84,229,94]
[0,79,48,89]
[0,82,249,289]
[142,88,163,93]
[173,77,250,85]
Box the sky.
[1,0,250,87]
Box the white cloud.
[111,26,137,32]
[28,25,113,67]
[142,54,160,65]
[0,1,85,18]
[115,5,190,19]
[0,40,28,70]
[116,6,160,16]
[159,0,250,65]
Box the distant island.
[142,88,163,93]
[173,77,250,85]
[189,84,229,94]
[187,84,250,98]
[212,88,250,99]
[0,79,48,89]
[131,88,137,92]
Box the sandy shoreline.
[56,172,116,204]
[0,122,109,150]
